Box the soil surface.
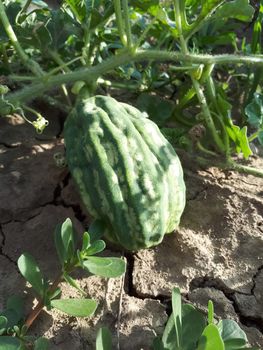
[0,114,263,349]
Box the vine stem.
[3,49,263,111]
[113,0,127,46]
[174,1,225,154]
[195,156,263,178]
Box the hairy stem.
[113,0,127,46]
[122,0,133,48]
[174,1,225,154]
[2,50,263,111]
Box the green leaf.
[213,0,254,22]
[197,324,225,350]
[200,0,226,18]
[161,313,177,349]
[61,218,75,257]
[0,309,20,329]
[64,0,86,22]
[172,288,182,348]
[51,298,97,317]
[83,257,126,278]
[0,316,7,335]
[152,336,164,350]
[34,337,50,350]
[96,327,112,350]
[258,130,263,145]
[226,124,252,159]
[7,296,24,321]
[0,336,20,350]
[85,240,106,256]
[54,218,75,265]
[17,254,45,298]
[245,93,263,128]
[181,304,206,350]
[81,232,90,251]
[218,319,247,345]
[136,94,174,125]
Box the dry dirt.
[0,114,263,349]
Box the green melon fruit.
[64,95,185,250]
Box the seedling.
[153,288,259,350]
[0,218,126,349]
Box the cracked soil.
[0,113,263,349]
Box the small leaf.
[197,324,225,350]
[83,257,126,278]
[0,309,20,329]
[54,218,75,265]
[61,218,75,259]
[34,337,50,350]
[17,254,45,298]
[0,316,7,335]
[81,232,90,251]
[0,336,20,350]
[96,327,112,350]
[51,298,97,317]
[85,240,106,256]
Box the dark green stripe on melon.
[64,95,185,251]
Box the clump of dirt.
[0,115,262,349]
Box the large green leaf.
[181,304,206,350]
[17,254,45,298]
[83,257,126,278]
[213,0,254,22]
[51,298,97,317]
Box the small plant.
[0,218,126,349]
[153,288,259,350]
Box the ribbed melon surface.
[64,95,185,250]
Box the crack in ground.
[251,264,263,295]
[0,142,20,149]
[189,276,263,333]
[123,252,172,314]
[0,224,18,267]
